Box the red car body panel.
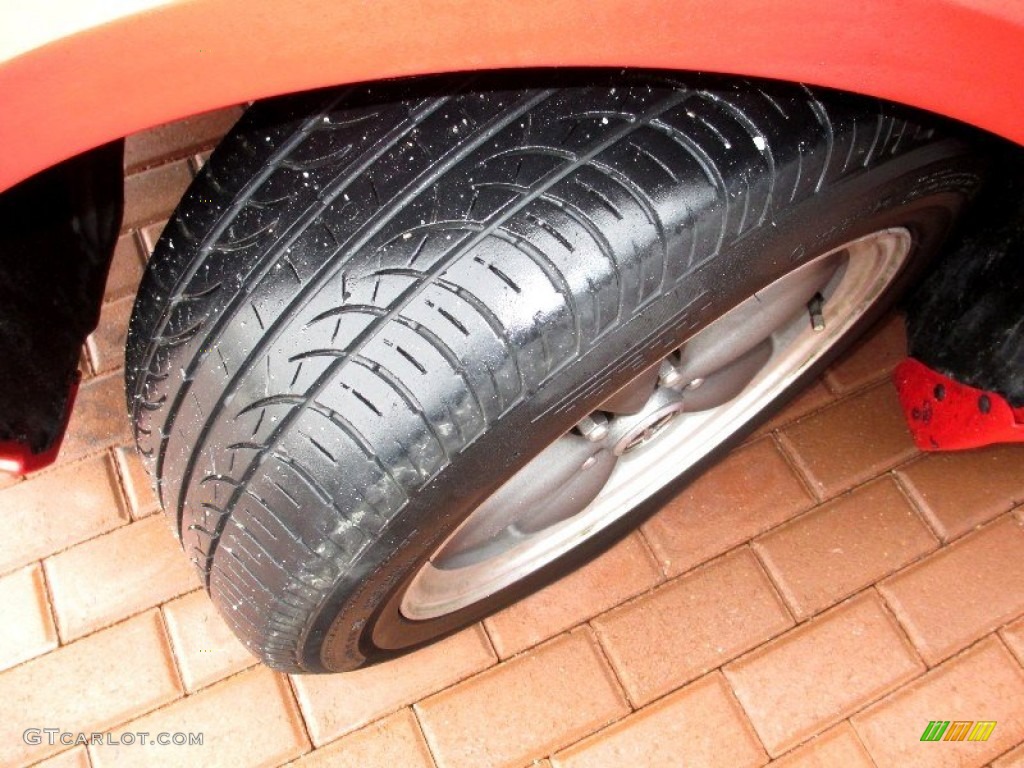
[2,0,1024,195]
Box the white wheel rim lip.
[400,228,913,621]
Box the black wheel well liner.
[0,140,123,455]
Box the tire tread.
[127,73,931,669]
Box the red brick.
[162,589,257,692]
[768,722,874,767]
[756,379,835,437]
[105,233,145,302]
[593,547,793,706]
[643,437,814,576]
[90,666,308,768]
[0,610,181,766]
[113,445,161,519]
[415,629,629,768]
[122,160,193,230]
[291,624,496,745]
[0,455,127,573]
[852,637,1024,768]
[33,747,90,768]
[552,672,766,768]
[824,314,906,394]
[879,515,1024,664]
[86,296,133,374]
[59,373,133,465]
[289,709,435,768]
[724,592,924,756]
[779,381,918,500]
[1001,615,1024,667]
[485,532,662,658]
[45,515,199,640]
[0,564,57,671]
[994,743,1024,768]
[896,444,1024,541]
[754,477,938,619]
[124,107,242,173]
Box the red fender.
[2,0,1024,193]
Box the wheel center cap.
[614,401,687,455]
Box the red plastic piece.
[894,358,1024,452]
[0,375,79,475]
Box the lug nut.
[576,413,610,442]
[659,359,684,388]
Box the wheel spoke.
[599,362,661,415]
[673,256,842,384]
[680,337,772,412]
[432,433,617,569]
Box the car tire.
[126,72,984,672]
